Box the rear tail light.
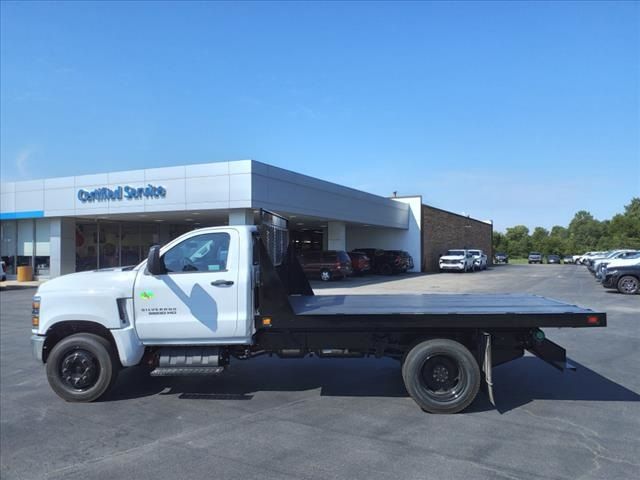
[587,315,600,325]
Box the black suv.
[601,264,640,294]
[385,250,414,272]
[352,248,405,275]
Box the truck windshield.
[447,250,465,256]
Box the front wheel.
[402,339,480,414]
[617,275,639,294]
[46,333,119,402]
[319,269,332,282]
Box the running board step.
[150,346,229,377]
[150,366,225,377]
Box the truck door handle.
[211,279,234,287]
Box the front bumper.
[31,335,45,362]
[440,263,465,271]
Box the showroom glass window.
[163,233,230,273]
[0,221,17,274]
[75,223,98,271]
[34,219,50,276]
[99,222,120,268]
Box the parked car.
[352,248,404,275]
[494,252,509,264]
[468,249,488,271]
[439,249,475,273]
[385,250,414,272]
[563,255,575,264]
[546,254,561,264]
[298,250,353,281]
[591,250,638,275]
[601,263,640,294]
[578,251,608,266]
[528,252,543,264]
[576,251,605,265]
[347,251,371,275]
[596,255,640,281]
[0,260,6,281]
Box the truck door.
[133,230,239,344]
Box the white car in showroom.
[439,249,475,273]
[468,249,488,271]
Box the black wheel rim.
[420,354,466,401]
[59,349,100,391]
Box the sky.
[1,1,638,231]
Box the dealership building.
[0,159,492,279]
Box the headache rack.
[256,210,314,317]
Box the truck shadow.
[104,356,640,413]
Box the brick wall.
[421,205,493,272]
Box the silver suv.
[528,252,543,264]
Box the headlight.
[32,296,40,329]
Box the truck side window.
[163,233,231,273]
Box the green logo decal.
[140,291,154,300]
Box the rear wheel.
[320,269,332,282]
[46,333,119,402]
[617,275,639,294]
[402,339,480,414]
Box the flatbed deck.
[281,293,605,329]
[290,293,592,315]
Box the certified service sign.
[77,184,166,203]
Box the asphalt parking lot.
[1,264,639,480]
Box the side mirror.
[147,245,165,275]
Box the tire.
[617,275,639,295]
[402,338,480,414]
[46,333,119,402]
[320,269,332,282]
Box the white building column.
[49,218,76,277]
[228,209,254,226]
[327,221,346,251]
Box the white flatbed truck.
[31,211,606,413]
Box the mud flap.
[527,333,576,372]
[479,332,495,407]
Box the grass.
[508,258,531,264]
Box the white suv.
[468,249,488,271]
[439,249,475,273]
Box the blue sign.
[77,184,166,203]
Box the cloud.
[15,147,35,178]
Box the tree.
[504,225,531,257]
[531,227,549,253]
[493,198,639,257]
[608,198,640,249]
[568,210,605,253]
